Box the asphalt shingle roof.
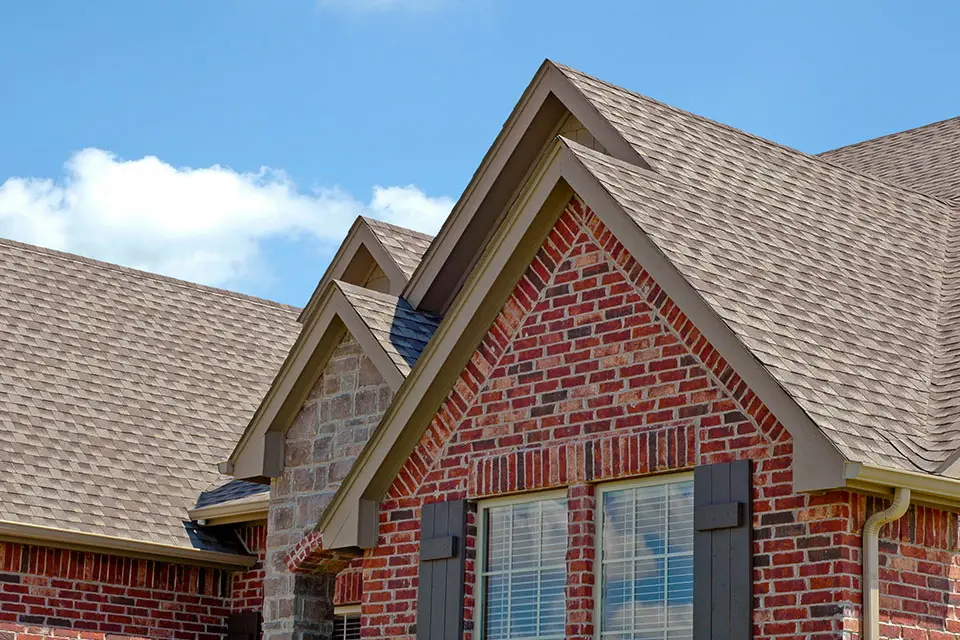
[0,238,300,549]
[362,217,435,280]
[335,280,441,375]
[820,116,960,206]
[557,63,960,474]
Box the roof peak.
[0,235,299,314]
[555,61,955,210]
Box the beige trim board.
[187,492,270,526]
[314,140,859,551]
[844,463,960,510]
[225,281,408,481]
[0,520,258,569]
[299,217,410,326]
[403,59,648,314]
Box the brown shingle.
[0,238,300,549]
[556,62,960,473]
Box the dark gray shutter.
[226,611,262,640]
[417,499,467,640]
[694,460,752,640]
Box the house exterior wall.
[263,333,393,639]
[0,540,234,640]
[358,195,960,640]
[230,523,267,613]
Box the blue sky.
[1,0,958,306]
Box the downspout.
[862,487,910,640]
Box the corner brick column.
[566,483,597,639]
[262,570,336,640]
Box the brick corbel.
[284,530,360,575]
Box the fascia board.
[227,283,407,480]
[317,141,857,550]
[0,521,257,569]
[403,60,646,312]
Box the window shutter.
[693,460,752,640]
[226,611,262,640]
[417,499,467,640]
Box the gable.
[386,196,783,503]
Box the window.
[478,493,567,639]
[597,476,694,640]
[333,612,361,640]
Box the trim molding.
[187,493,269,526]
[0,520,258,569]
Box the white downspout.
[862,487,911,640]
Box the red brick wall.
[0,541,231,639]
[231,523,266,613]
[851,500,960,640]
[361,196,868,640]
[0,524,268,640]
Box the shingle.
[362,217,434,280]
[820,116,960,206]
[335,280,441,375]
[0,238,300,549]
[556,62,960,474]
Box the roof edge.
[314,141,849,552]
[0,520,257,569]
[188,492,270,527]
[402,58,649,314]
[298,217,410,325]
[225,280,407,480]
[844,463,960,510]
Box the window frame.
[474,489,569,640]
[594,472,695,640]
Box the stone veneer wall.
[263,333,393,640]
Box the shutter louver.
[226,611,262,640]
[417,499,467,640]
[693,460,753,640]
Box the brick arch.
[387,196,788,503]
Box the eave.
[0,521,258,569]
[187,492,270,527]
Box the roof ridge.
[360,216,435,241]
[819,114,960,158]
[554,62,955,210]
[0,236,300,314]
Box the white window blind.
[480,496,567,639]
[333,614,360,640]
[599,479,694,640]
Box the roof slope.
[556,63,960,473]
[336,280,441,375]
[362,217,435,280]
[820,116,960,206]
[0,239,300,549]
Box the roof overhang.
[223,281,409,481]
[403,59,650,315]
[187,492,270,526]
[314,139,863,551]
[299,217,411,326]
[0,520,258,569]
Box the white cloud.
[0,148,452,287]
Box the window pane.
[600,480,694,640]
[482,497,567,640]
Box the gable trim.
[403,59,649,314]
[224,282,407,481]
[314,141,860,551]
[298,217,410,326]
